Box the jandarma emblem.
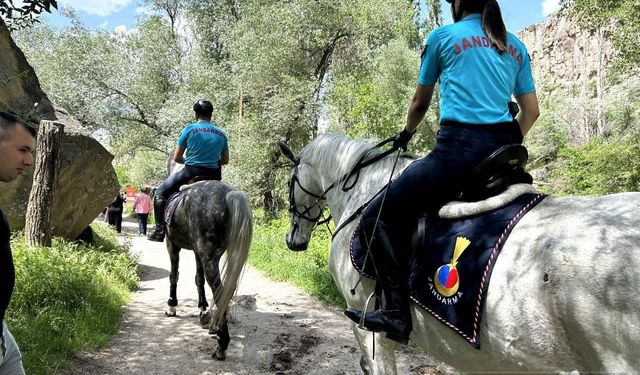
[434,236,471,298]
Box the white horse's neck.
[301,134,415,223]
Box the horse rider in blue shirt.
[148,100,230,242]
[345,0,540,344]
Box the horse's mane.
[300,134,381,177]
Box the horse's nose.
[287,241,309,251]
[286,239,308,251]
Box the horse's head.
[278,141,327,251]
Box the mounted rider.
[147,100,230,242]
[344,0,540,344]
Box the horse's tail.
[211,189,253,329]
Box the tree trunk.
[25,120,64,247]
[596,27,606,137]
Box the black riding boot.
[345,286,412,344]
[344,219,412,344]
[147,197,167,242]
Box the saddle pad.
[165,190,188,226]
[350,193,546,348]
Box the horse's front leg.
[194,253,210,325]
[165,242,181,317]
[352,323,399,375]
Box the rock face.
[517,11,614,94]
[0,19,119,240]
[0,19,55,122]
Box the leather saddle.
[458,144,532,202]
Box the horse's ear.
[277,141,298,165]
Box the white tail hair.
[210,190,253,329]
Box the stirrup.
[358,292,381,330]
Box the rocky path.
[63,219,453,375]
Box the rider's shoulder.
[210,122,228,136]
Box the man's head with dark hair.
[0,112,37,141]
[193,100,214,119]
[0,112,36,182]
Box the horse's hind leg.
[194,253,210,326]
[211,319,229,360]
[165,242,181,317]
[197,246,229,360]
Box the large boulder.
[0,19,119,240]
[0,18,55,121]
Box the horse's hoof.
[199,310,211,327]
[212,348,226,361]
[360,354,372,375]
[165,306,177,317]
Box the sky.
[40,0,563,33]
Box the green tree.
[0,0,57,30]
[15,7,193,185]
[188,0,420,213]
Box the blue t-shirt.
[418,14,536,124]
[176,120,229,168]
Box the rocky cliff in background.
[0,18,119,240]
[517,11,614,94]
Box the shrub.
[7,224,139,375]
[547,136,640,195]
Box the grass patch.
[6,224,139,375]
[250,211,345,308]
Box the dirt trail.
[63,219,453,374]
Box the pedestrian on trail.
[107,193,125,233]
[0,111,36,375]
[345,0,540,345]
[133,188,152,236]
[148,99,229,242]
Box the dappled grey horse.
[163,161,252,359]
[279,134,640,374]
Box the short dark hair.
[193,100,213,118]
[0,111,37,139]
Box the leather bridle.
[286,136,399,237]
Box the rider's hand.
[393,128,415,151]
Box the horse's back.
[484,192,640,372]
[168,180,237,249]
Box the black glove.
[393,128,415,151]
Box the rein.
[288,136,398,236]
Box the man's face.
[0,125,35,182]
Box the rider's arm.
[515,92,540,137]
[220,150,229,166]
[173,146,186,164]
[405,84,435,134]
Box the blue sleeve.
[514,44,536,96]
[176,127,189,148]
[222,135,229,152]
[418,30,441,86]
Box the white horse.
[278,134,640,374]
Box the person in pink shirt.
[133,188,153,236]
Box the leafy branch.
[0,0,58,30]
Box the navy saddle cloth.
[165,190,188,226]
[349,192,546,348]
